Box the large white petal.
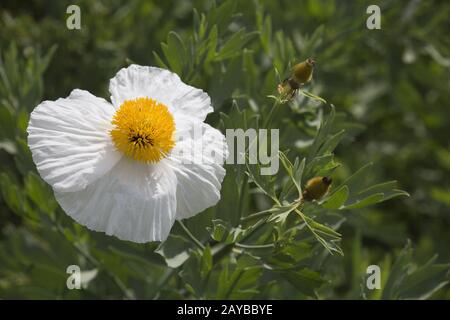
[55,158,178,243]
[168,115,228,220]
[27,89,122,193]
[109,64,213,121]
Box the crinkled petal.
[109,64,213,121]
[27,89,122,193]
[168,114,228,219]
[55,158,177,243]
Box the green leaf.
[304,153,338,179]
[303,216,342,240]
[279,152,305,196]
[208,0,237,32]
[0,173,22,214]
[344,193,385,209]
[206,25,218,61]
[260,15,272,54]
[0,139,16,154]
[358,181,410,201]
[336,162,373,193]
[161,31,186,75]
[216,263,262,299]
[318,129,346,155]
[268,204,298,224]
[295,209,343,255]
[155,235,192,268]
[201,245,213,278]
[152,51,169,69]
[179,251,204,298]
[342,180,409,209]
[25,172,57,214]
[431,187,450,205]
[307,105,335,161]
[266,243,312,269]
[321,185,349,209]
[382,243,413,299]
[381,243,450,300]
[398,259,450,299]
[214,29,258,61]
[280,268,326,297]
[0,105,15,139]
[298,90,327,104]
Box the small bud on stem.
[302,176,332,201]
[277,58,316,103]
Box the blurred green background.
[0,0,449,299]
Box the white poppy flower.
[27,65,228,243]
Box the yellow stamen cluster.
[110,97,175,163]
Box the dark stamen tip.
[307,57,316,66]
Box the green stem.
[211,243,234,266]
[224,270,244,299]
[237,174,249,220]
[263,99,280,128]
[241,208,276,223]
[177,220,205,250]
[238,217,269,244]
[235,243,275,249]
[152,268,177,299]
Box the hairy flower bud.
[277,58,316,103]
[302,176,332,201]
[292,58,315,85]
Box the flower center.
[110,97,175,163]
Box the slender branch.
[294,208,338,255]
[241,208,276,223]
[224,270,244,299]
[152,268,177,299]
[236,217,270,246]
[235,242,275,249]
[177,220,205,250]
[237,174,249,221]
[263,99,280,128]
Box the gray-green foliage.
[0,0,449,299]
